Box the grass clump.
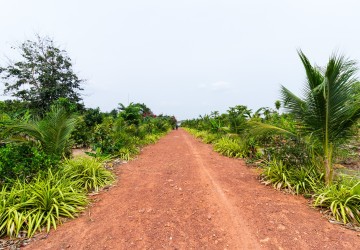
[0,170,88,238]
[62,157,115,192]
[0,157,115,238]
[261,159,323,195]
[214,137,244,158]
[313,178,360,225]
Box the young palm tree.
[281,50,360,184]
[9,106,77,158]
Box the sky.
[1,0,360,120]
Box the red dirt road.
[27,129,359,249]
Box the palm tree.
[281,50,360,184]
[8,106,77,158]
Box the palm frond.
[6,106,77,157]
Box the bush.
[0,143,58,183]
[71,116,93,147]
[262,136,313,167]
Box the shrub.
[71,116,93,147]
[262,136,313,167]
[62,157,114,192]
[0,143,58,183]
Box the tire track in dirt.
[182,132,259,249]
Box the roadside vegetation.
[1,34,358,238]
[182,51,360,227]
[0,36,176,239]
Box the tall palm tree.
[281,50,360,184]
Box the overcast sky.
[1,0,360,120]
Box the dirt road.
[26,129,359,249]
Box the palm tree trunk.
[324,79,333,185]
[324,143,333,185]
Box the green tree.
[281,50,360,184]
[0,100,28,118]
[118,103,152,125]
[274,100,281,110]
[0,35,84,115]
[227,105,251,134]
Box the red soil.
[26,129,359,249]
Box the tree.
[281,50,360,184]
[227,105,251,134]
[118,103,152,125]
[274,100,281,110]
[0,35,84,115]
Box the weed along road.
[27,129,359,249]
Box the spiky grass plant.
[0,171,88,238]
[261,159,323,195]
[202,133,220,144]
[313,178,360,225]
[25,170,88,236]
[142,133,161,145]
[62,157,115,192]
[0,182,28,238]
[214,137,244,158]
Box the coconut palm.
[281,50,360,184]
